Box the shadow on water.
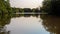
[40,14,60,34]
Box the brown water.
[0,14,60,34]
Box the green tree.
[40,0,52,13]
[0,0,11,13]
[40,0,60,15]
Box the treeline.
[11,8,40,13]
[1,0,60,15]
[0,0,41,14]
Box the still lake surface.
[0,14,60,34]
[6,16,49,34]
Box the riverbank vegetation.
[40,0,60,16]
[1,0,60,15]
[0,0,41,14]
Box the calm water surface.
[1,14,60,34]
[6,16,49,34]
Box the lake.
[0,14,60,34]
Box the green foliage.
[41,0,60,15]
[40,0,52,13]
[0,0,11,13]
[0,0,40,14]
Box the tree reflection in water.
[0,14,11,34]
[1,14,60,34]
[40,14,60,34]
[0,14,40,34]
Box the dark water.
[0,14,60,34]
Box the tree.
[40,0,60,15]
[0,0,11,13]
[40,0,52,13]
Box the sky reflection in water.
[6,16,49,34]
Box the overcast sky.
[10,0,43,8]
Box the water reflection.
[6,14,49,34]
[40,14,60,34]
[0,14,11,34]
[0,14,52,34]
